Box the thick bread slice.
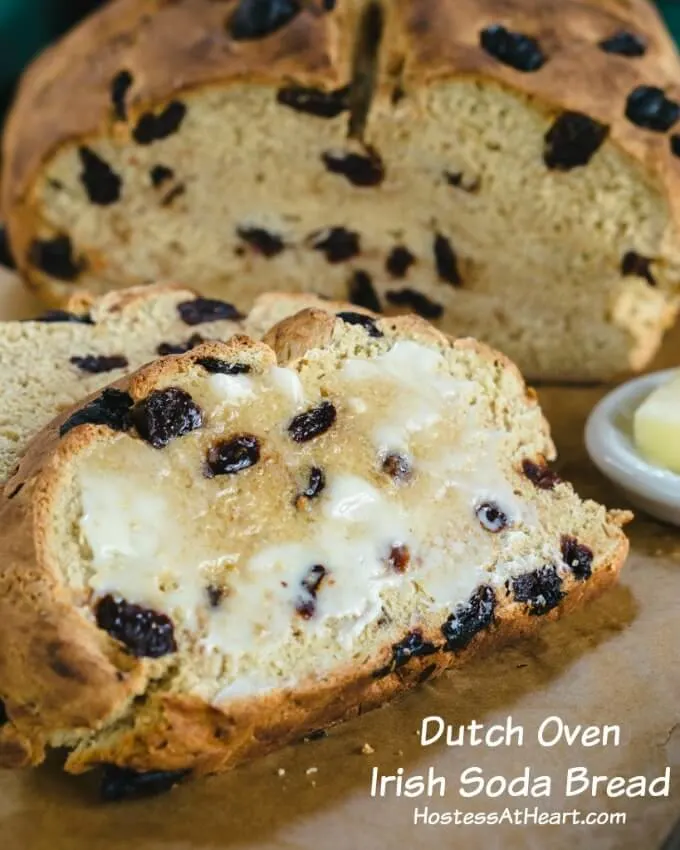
[0,284,335,485]
[0,308,630,789]
[3,0,680,379]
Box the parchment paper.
[0,268,678,850]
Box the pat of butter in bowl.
[633,371,680,473]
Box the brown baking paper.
[0,268,679,850]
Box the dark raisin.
[336,311,383,337]
[544,112,609,171]
[480,24,546,72]
[0,225,16,269]
[391,84,405,105]
[30,309,94,325]
[441,586,496,651]
[29,235,85,281]
[433,233,462,286]
[78,147,122,206]
[150,165,174,187]
[296,564,328,619]
[161,184,186,207]
[671,135,680,158]
[100,765,189,802]
[387,544,410,573]
[229,0,301,40]
[561,535,593,580]
[321,150,385,187]
[288,401,336,443]
[0,700,7,726]
[95,595,177,657]
[418,663,438,684]
[70,354,129,374]
[7,482,23,500]
[311,227,360,263]
[444,171,480,193]
[303,728,328,741]
[132,101,187,145]
[382,452,412,481]
[300,466,326,500]
[60,388,133,437]
[625,86,680,132]
[276,85,349,118]
[177,297,243,325]
[132,387,202,449]
[206,585,225,607]
[206,434,261,476]
[512,566,564,616]
[236,226,285,257]
[475,501,509,532]
[322,0,335,9]
[157,333,206,356]
[349,270,381,312]
[374,630,437,677]
[621,251,655,286]
[111,70,133,121]
[385,288,443,320]
[522,459,561,490]
[385,246,415,278]
[598,31,646,57]
[196,357,251,375]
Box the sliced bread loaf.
[0,307,630,794]
[0,284,333,484]
[3,0,680,379]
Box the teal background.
[0,1,678,120]
[660,1,680,39]
[0,1,104,120]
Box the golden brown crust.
[64,281,191,317]
[0,480,150,768]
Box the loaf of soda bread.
[0,284,336,485]
[0,306,630,797]
[3,0,680,380]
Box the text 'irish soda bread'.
[0,283,333,485]
[0,308,630,795]
[3,0,680,380]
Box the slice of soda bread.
[0,284,334,485]
[0,307,630,797]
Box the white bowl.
[585,369,680,526]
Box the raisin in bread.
[0,307,630,789]
[3,0,680,381]
[0,282,333,484]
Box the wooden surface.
[0,267,679,850]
